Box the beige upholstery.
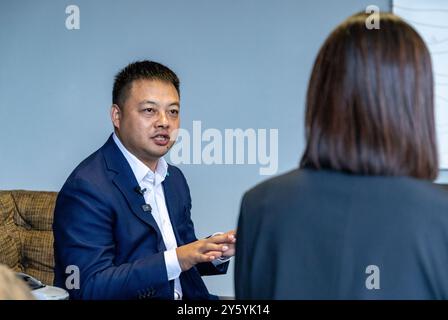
[0,190,57,285]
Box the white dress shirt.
[113,133,183,299]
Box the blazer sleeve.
[53,178,172,300]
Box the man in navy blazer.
[53,61,235,300]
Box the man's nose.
[156,112,169,128]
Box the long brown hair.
[300,12,438,180]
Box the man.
[53,60,235,300]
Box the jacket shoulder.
[243,168,301,202]
[65,149,106,184]
[166,164,188,184]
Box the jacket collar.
[102,134,166,249]
[112,133,168,187]
[101,134,184,247]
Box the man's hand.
[210,230,236,259]
[176,230,237,271]
[176,238,228,271]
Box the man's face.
[111,79,180,169]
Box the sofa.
[0,190,57,286]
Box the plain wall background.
[0,0,413,297]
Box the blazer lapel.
[102,135,165,249]
[113,173,163,236]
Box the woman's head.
[300,12,437,180]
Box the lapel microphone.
[134,186,147,196]
[134,186,152,213]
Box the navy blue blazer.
[235,168,448,299]
[53,135,228,300]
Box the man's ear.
[111,104,121,129]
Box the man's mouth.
[152,134,170,146]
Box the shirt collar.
[112,133,168,186]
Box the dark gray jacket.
[235,168,448,299]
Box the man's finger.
[199,251,223,262]
[225,230,236,237]
[203,242,228,253]
[207,234,232,244]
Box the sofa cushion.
[0,194,21,270]
[0,190,57,285]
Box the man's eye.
[169,110,179,115]
[144,108,155,114]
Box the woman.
[235,12,448,299]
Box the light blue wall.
[1,0,393,297]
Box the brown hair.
[300,12,438,180]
